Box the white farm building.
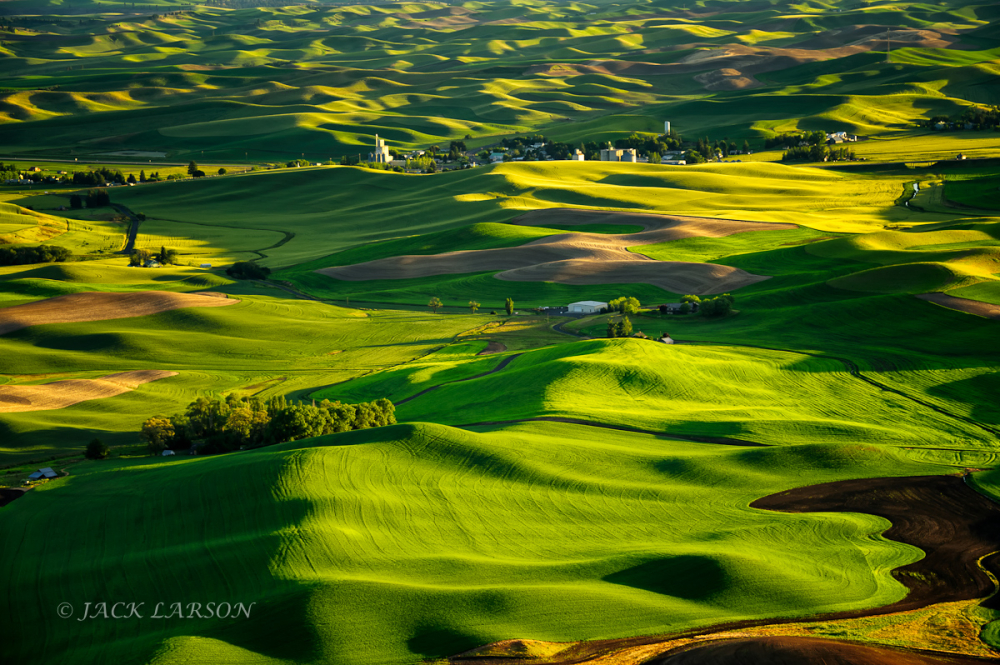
[568,300,607,314]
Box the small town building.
[28,467,58,480]
[660,334,675,344]
[568,300,607,314]
[370,134,391,163]
[572,149,585,161]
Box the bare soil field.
[650,636,992,665]
[0,370,178,413]
[320,211,789,295]
[917,293,1000,320]
[0,291,237,335]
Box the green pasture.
[0,419,959,665]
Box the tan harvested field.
[0,291,237,335]
[0,370,177,413]
[916,293,1000,320]
[319,210,790,295]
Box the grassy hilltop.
[0,1,999,664]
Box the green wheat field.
[1,0,999,664]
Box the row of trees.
[427,297,514,315]
[73,167,126,186]
[919,106,1000,131]
[764,131,827,150]
[782,145,856,162]
[69,188,111,209]
[0,244,71,266]
[141,394,396,455]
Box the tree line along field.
[0,0,998,163]
[0,1,999,664]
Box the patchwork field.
[1,1,999,665]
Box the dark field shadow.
[603,555,729,601]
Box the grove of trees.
[0,244,71,266]
[140,394,397,455]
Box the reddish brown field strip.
[0,291,236,335]
[319,211,791,295]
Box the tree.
[468,300,480,314]
[606,319,617,338]
[686,150,706,164]
[615,316,633,337]
[85,438,109,460]
[742,139,751,154]
[658,304,669,315]
[141,416,175,454]
[139,170,146,183]
[681,294,701,304]
[505,298,514,316]
[679,302,691,315]
[218,167,227,175]
[69,194,82,209]
[192,169,206,178]
[648,152,661,165]
[226,261,270,280]
[187,160,199,176]
[127,173,137,184]
[609,296,641,315]
[85,188,110,208]
[428,296,442,313]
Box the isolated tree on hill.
[85,438,109,460]
[505,298,514,316]
[428,296,442,313]
[187,160,198,176]
[468,300,480,314]
[218,167,227,175]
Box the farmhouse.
[568,300,607,314]
[660,333,675,344]
[28,467,58,480]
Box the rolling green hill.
[0,420,957,665]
